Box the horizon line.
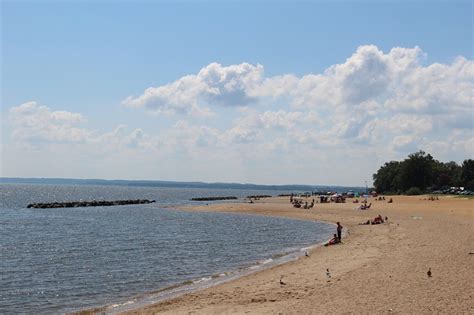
[0,176,368,189]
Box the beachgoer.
[324,234,340,246]
[371,215,384,224]
[336,222,343,241]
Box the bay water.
[0,183,334,313]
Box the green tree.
[373,152,470,194]
[460,159,474,190]
[373,161,402,193]
[443,161,462,187]
[431,160,460,189]
[406,187,422,195]
[399,151,436,192]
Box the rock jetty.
[26,199,156,209]
[191,196,238,201]
[246,195,272,199]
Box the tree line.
[372,151,474,194]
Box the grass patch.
[455,195,474,199]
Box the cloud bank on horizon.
[5,45,474,185]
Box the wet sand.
[123,195,473,314]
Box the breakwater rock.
[26,199,156,209]
[246,195,272,199]
[191,196,238,201]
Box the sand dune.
[123,195,473,314]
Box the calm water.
[0,184,334,313]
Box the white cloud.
[390,134,420,153]
[260,110,303,129]
[122,45,472,155]
[122,62,264,116]
[125,45,472,120]
[8,102,157,153]
[5,45,473,185]
[167,120,220,150]
[9,101,90,143]
[384,56,473,114]
[219,109,304,144]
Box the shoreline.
[101,197,365,314]
[119,195,473,314]
[80,207,336,314]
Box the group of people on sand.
[358,198,391,209]
[290,196,315,209]
[374,196,394,203]
[325,222,343,246]
[324,213,390,246]
[359,214,388,225]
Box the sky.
[1,0,473,186]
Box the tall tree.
[460,159,474,190]
[373,152,470,193]
[431,160,460,189]
[443,161,462,187]
[373,161,401,193]
[399,151,436,191]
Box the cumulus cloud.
[8,102,157,153]
[166,120,220,150]
[122,45,472,159]
[9,101,90,143]
[384,56,473,114]
[6,45,473,184]
[220,109,305,144]
[126,45,472,118]
[122,62,264,115]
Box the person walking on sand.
[336,222,343,241]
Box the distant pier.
[26,199,156,209]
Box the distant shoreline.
[0,177,365,193]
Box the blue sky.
[1,1,473,185]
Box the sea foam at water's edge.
[102,237,330,314]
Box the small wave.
[258,258,273,265]
[192,276,212,284]
[271,252,288,259]
[111,300,135,309]
[100,238,331,314]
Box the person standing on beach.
[336,222,343,241]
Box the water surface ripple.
[0,184,333,313]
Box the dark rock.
[191,196,238,201]
[26,199,156,209]
[246,195,272,199]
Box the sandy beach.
[123,195,473,314]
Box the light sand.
[123,195,473,314]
